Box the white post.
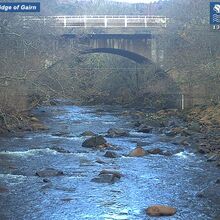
[125,15,127,27]
[144,16,147,27]
[181,94,185,110]
[84,15,87,28]
[104,15,107,28]
[64,16,67,27]
[43,17,46,26]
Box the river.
[0,103,219,220]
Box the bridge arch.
[80,48,153,64]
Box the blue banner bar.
[0,2,40,12]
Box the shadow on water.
[0,104,219,219]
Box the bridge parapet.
[23,15,167,29]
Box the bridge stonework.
[62,33,165,66]
[23,15,167,66]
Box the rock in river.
[91,170,122,184]
[146,148,163,155]
[129,147,146,157]
[0,187,9,193]
[104,151,119,158]
[107,128,129,137]
[80,131,96,137]
[36,168,64,177]
[82,136,107,148]
[99,170,123,178]
[146,205,177,216]
[138,124,153,133]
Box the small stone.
[30,117,39,122]
[215,179,220,184]
[43,178,50,183]
[80,131,96,137]
[0,187,9,193]
[99,170,123,179]
[146,205,177,216]
[129,147,146,157]
[36,168,64,177]
[196,191,205,198]
[138,125,153,133]
[104,151,118,158]
[165,130,177,137]
[107,128,129,137]
[50,147,70,153]
[91,170,122,184]
[52,132,69,137]
[146,148,163,155]
[96,159,106,164]
[32,123,48,131]
[91,174,119,184]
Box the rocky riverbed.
[128,104,220,166]
[0,102,219,219]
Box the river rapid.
[0,103,219,220]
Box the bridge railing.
[23,15,168,28]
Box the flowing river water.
[0,103,219,220]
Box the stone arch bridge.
[24,15,167,66]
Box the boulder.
[82,136,107,148]
[80,131,96,137]
[104,151,118,158]
[91,169,122,184]
[146,205,177,216]
[95,159,106,164]
[36,168,64,177]
[129,147,146,157]
[138,124,153,133]
[107,128,129,137]
[99,170,123,179]
[91,174,119,183]
[146,148,163,155]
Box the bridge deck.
[23,15,167,28]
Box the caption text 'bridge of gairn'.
[23,15,168,65]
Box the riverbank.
[127,103,220,167]
[0,111,48,135]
